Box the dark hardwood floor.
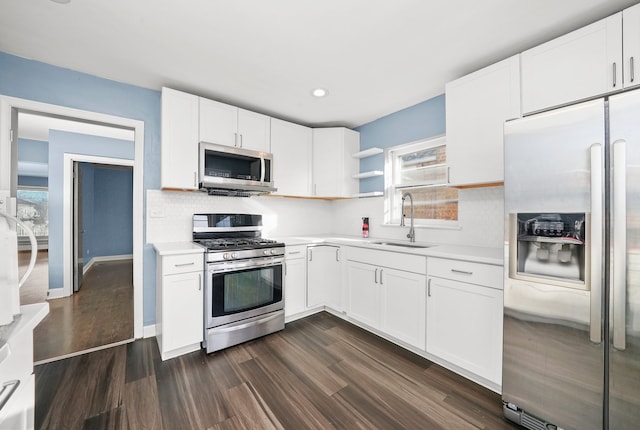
[33,259,134,364]
[34,312,520,430]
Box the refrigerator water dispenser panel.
[510,213,588,288]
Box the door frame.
[0,95,144,339]
[65,154,134,297]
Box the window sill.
[385,221,461,231]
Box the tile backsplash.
[147,186,504,248]
[146,190,334,244]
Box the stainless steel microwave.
[199,141,276,195]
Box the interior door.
[72,161,84,292]
[608,89,640,430]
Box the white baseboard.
[83,254,133,275]
[47,288,66,299]
[143,324,156,338]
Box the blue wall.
[0,51,160,326]
[48,130,134,291]
[86,164,134,259]
[355,94,446,193]
[18,138,49,187]
[1,50,447,327]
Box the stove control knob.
[270,249,277,255]
[263,250,269,256]
[223,253,230,260]
[232,252,239,259]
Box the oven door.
[205,256,283,328]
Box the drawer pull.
[175,262,195,267]
[451,269,473,275]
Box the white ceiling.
[2,0,638,128]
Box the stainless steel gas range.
[193,214,285,353]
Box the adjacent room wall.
[81,163,133,263]
[17,138,48,187]
[48,130,134,291]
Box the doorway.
[71,160,134,294]
[1,95,145,354]
[14,115,137,363]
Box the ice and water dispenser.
[510,213,588,289]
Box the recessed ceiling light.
[311,88,328,98]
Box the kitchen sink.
[370,241,432,249]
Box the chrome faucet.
[400,192,415,242]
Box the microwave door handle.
[260,157,265,183]
[612,139,627,350]
[590,143,603,344]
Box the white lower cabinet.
[156,252,204,361]
[284,245,307,319]
[426,257,503,387]
[381,268,426,350]
[307,245,342,311]
[345,247,427,350]
[346,261,381,329]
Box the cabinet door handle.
[374,268,378,284]
[234,132,238,147]
[631,57,635,83]
[175,262,195,267]
[198,273,202,291]
[379,269,384,285]
[239,134,243,148]
[336,249,340,262]
[427,278,431,297]
[309,249,313,262]
[613,62,617,87]
[451,269,473,276]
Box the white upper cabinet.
[623,3,640,89]
[521,12,622,114]
[161,87,200,190]
[270,118,313,196]
[199,98,270,152]
[312,127,359,198]
[446,55,521,186]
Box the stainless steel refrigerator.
[503,89,640,430]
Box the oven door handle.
[208,257,284,273]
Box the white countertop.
[151,236,503,266]
[276,235,503,266]
[153,242,205,256]
[0,302,49,364]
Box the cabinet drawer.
[162,254,203,276]
[285,245,307,260]
[427,257,502,289]
[346,247,426,274]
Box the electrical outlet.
[149,207,165,218]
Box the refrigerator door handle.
[590,143,603,344]
[612,139,627,350]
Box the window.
[16,187,49,238]
[384,136,458,226]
